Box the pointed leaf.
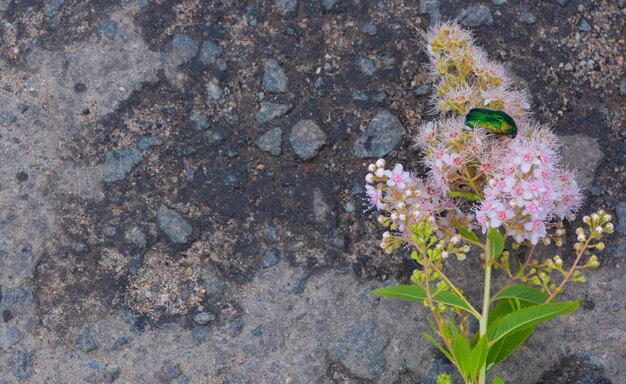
[452,333,472,379]
[371,285,478,316]
[487,228,504,258]
[493,285,548,304]
[467,335,488,379]
[457,226,480,243]
[487,326,534,370]
[423,332,454,362]
[493,377,505,384]
[488,301,579,346]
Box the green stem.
[478,249,493,384]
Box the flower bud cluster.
[425,22,529,121]
[365,159,473,255]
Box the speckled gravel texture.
[0,0,625,383]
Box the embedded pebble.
[194,312,215,325]
[199,41,223,65]
[157,205,193,244]
[361,23,377,35]
[104,149,143,183]
[100,20,118,40]
[75,327,98,353]
[256,127,283,156]
[519,6,536,24]
[359,57,377,76]
[289,120,327,160]
[276,0,297,14]
[457,5,494,27]
[353,109,406,158]
[263,59,289,93]
[579,20,592,32]
[256,102,293,124]
[262,249,279,268]
[126,227,147,248]
[171,34,199,62]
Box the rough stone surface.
[256,102,293,124]
[559,135,604,187]
[276,0,297,14]
[256,127,283,156]
[262,59,289,93]
[457,5,494,27]
[289,120,327,160]
[157,205,193,244]
[615,202,626,235]
[0,2,624,384]
[104,149,143,183]
[520,6,536,25]
[353,109,406,158]
[171,34,199,62]
[199,40,222,65]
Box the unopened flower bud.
[595,226,603,235]
[458,254,466,261]
[380,242,386,249]
[399,214,406,222]
[577,233,586,242]
[583,216,591,224]
[605,223,614,233]
[391,212,399,221]
[366,173,374,184]
[567,213,576,221]
[382,231,391,239]
[595,242,605,251]
[450,236,460,245]
[542,237,551,245]
[375,168,385,178]
[591,213,600,222]
[555,229,564,237]
[575,228,584,236]
[368,164,376,172]
[554,256,563,265]
[555,239,563,247]
[397,202,406,210]
[597,209,606,216]
[441,251,449,259]
[376,158,386,168]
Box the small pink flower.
[366,184,384,210]
[384,164,411,190]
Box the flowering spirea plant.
[365,23,612,384]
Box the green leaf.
[488,301,579,346]
[487,325,534,370]
[492,376,505,384]
[467,335,488,380]
[457,226,480,244]
[423,332,454,362]
[449,191,480,201]
[486,228,504,259]
[493,285,548,305]
[371,285,478,316]
[452,333,472,379]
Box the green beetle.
[464,108,517,137]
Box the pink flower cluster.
[365,22,583,247]
[475,125,582,244]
